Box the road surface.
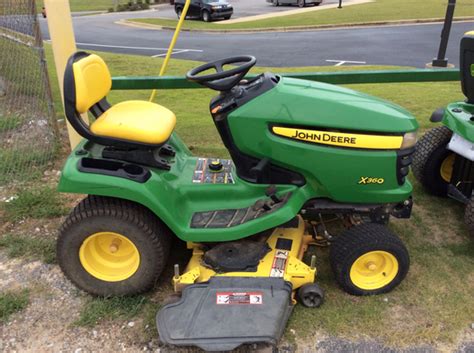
[35,10,474,68]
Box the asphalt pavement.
[37,9,474,69]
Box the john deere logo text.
[271,126,404,150]
[359,177,385,185]
[291,130,356,145]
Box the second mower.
[412,31,474,235]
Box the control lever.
[252,199,273,212]
[265,184,281,203]
[249,158,269,183]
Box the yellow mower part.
[440,153,455,182]
[349,250,399,290]
[174,216,316,292]
[79,232,140,282]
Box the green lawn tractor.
[412,31,474,235]
[56,52,417,350]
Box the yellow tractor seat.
[91,100,176,145]
[64,51,176,150]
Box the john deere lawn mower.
[56,52,417,350]
[412,31,474,235]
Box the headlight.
[212,5,222,9]
[400,131,417,149]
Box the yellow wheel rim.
[79,232,140,282]
[349,251,399,290]
[440,154,455,182]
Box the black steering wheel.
[186,56,256,91]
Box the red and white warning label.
[270,250,289,278]
[216,292,263,305]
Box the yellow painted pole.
[149,0,192,102]
[44,0,88,150]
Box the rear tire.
[465,197,474,237]
[176,8,182,19]
[272,0,279,6]
[57,196,172,296]
[412,126,453,196]
[329,223,409,296]
[298,0,305,7]
[202,10,211,22]
[224,15,231,20]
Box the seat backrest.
[63,52,113,143]
[68,52,112,113]
[63,52,166,149]
[460,31,474,104]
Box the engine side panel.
[227,77,417,203]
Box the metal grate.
[0,0,58,185]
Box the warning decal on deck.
[216,292,263,305]
[270,250,289,278]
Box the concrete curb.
[120,17,474,34]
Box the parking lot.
[154,0,339,20]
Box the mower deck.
[156,216,317,350]
[173,216,316,291]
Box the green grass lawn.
[36,0,131,12]
[133,0,474,31]
[0,289,29,323]
[3,187,68,222]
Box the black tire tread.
[57,195,171,296]
[412,126,452,195]
[329,223,409,296]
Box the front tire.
[202,10,211,22]
[329,223,409,296]
[298,0,305,7]
[272,0,279,6]
[412,126,454,196]
[176,7,182,19]
[57,196,172,296]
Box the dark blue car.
[174,0,233,22]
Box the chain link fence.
[0,0,58,186]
